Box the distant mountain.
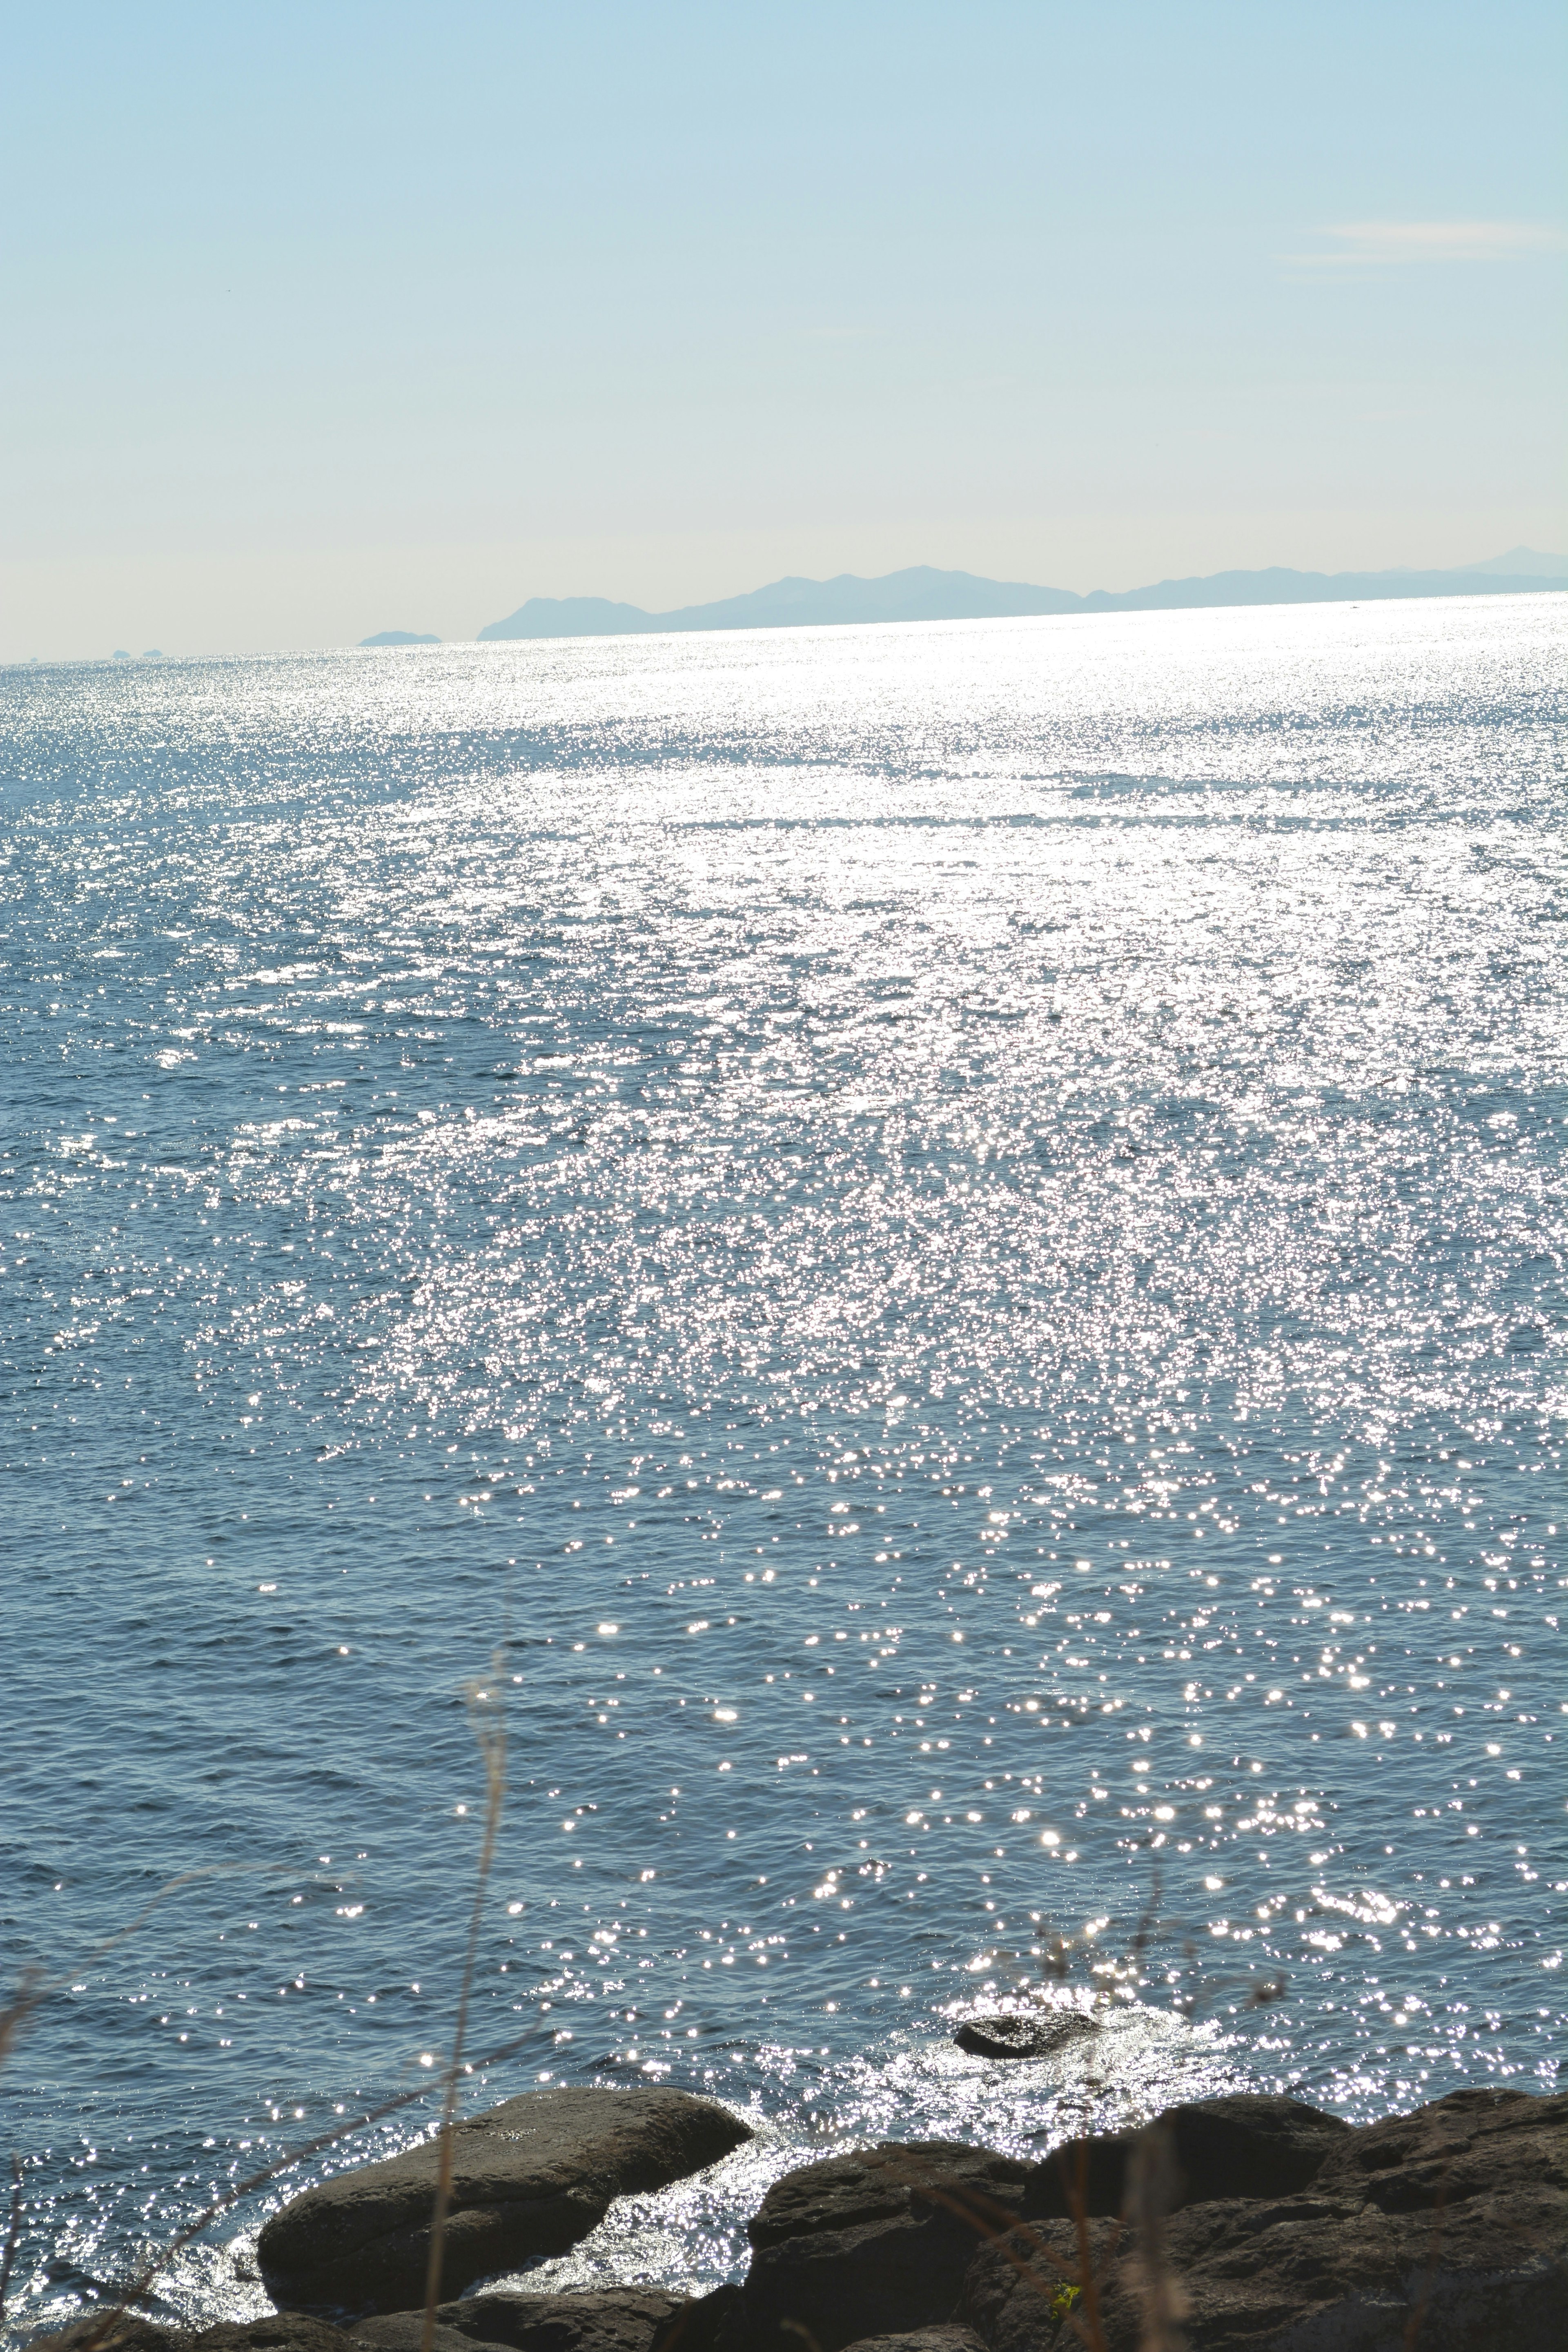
[1458,546,1566,578]
[360,629,440,646]
[480,569,1076,639]
[477,555,1567,643]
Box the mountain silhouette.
[477,555,1566,642]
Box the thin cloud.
[1287,220,1567,268]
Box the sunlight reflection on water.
[2,595,1563,2335]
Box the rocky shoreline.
[28,2075,1568,2352]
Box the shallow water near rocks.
[1,596,1563,2339]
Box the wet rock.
[722,2142,1030,2352]
[963,2088,1568,2350]
[1022,2091,1350,2220]
[257,2090,751,2316]
[951,2017,1097,2063]
[353,2293,692,2352]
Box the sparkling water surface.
[2,596,1564,2337]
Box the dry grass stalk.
[0,2153,24,2328]
[1126,2123,1185,2352]
[54,2024,537,2352]
[419,1663,508,2352]
[1,1655,515,2352]
[860,2145,1112,2349]
[964,1853,1292,2350]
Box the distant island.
[360,630,440,647]
[477,548,1567,643]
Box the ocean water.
[1,594,1563,2338]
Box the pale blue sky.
[3,0,1564,656]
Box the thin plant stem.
[419,1668,508,2352]
[69,2024,538,2352]
[0,2153,24,2327]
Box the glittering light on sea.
[1,596,1562,2335]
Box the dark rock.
[1022,2091,1350,2221]
[961,2221,1120,2352]
[352,2293,691,2352]
[27,2321,363,2352]
[351,2324,483,2352]
[841,2333,987,2352]
[952,2017,1097,2063]
[374,2297,678,2352]
[963,2088,1568,2350]
[22,2321,174,2352]
[1307,2080,1565,2214]
[722,2143,1030,2352]
[347,2290,739,2352]
[649,2292,741,2352]
[257,2090,752,2316]
[1163,2090,1350,2204]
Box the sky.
[2,0,1564,658]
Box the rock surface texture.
[839,2334,988,2352]
[717,2141,1031,2352]
[365,2291,720,2352]
[963,2086,1568,2350]
[256,2089,751,2315]
[350,2287,736,2352]
[28,2320,365,2352]
[26,2087,1565,2352]
[1022,2091,1352,2221]
[350,2288,735,2352]
[713,2087,1565,2350]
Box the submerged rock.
[951,2016,1097,2062]
[256,2089,751,2315]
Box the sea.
[1,592,1563,2339]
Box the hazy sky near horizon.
[3,0,1565,658]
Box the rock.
[352,2324,483,2352]
[961,2221,1121,2352]
[721,2142,1031,2352]
[352,2293,695,2352]
[1162,2090,1350,2204]
[257,2090,752,2316]
[963,2087,1568,2350]
[1022,2091,1350,2221]
[27,2321,363,2352]
[951,2017,1097,2062]
[649,2293,740,2352]
[841,2334,987,2352]
[1307,2080,1564,2213]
